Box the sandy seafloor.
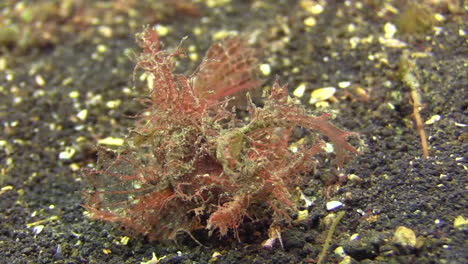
[0,0,467,263]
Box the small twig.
[178,229,205,247]
[317,211,345,264]
[410,90,429,159]
[399,50,429,159]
